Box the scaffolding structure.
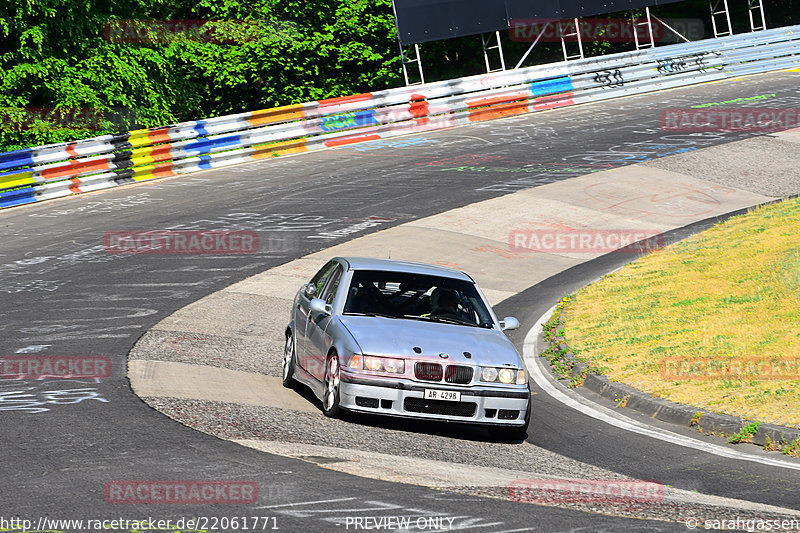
[398,0,770,85]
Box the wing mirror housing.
[500,316,519,331]
[310,298,330,315]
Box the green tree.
[0,0,401,152]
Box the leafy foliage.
[728,421,760,444]
[0,0,401,151]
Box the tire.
[489,398,531,442]
[322,353,343,418]
[282,332,297,388]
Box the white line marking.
[256,496,357,509]
[111,282,210,287]
[524,305,800,471]
[278,506,399,515]
[447,519,505,530]
[15,345,51,353]
[278,506,400,520]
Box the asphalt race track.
[2,71,800,532]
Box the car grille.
[445,365,473,384]
[404,398,477,417]
[414,362,473,384]
[415,362,443,381]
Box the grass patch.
[783,437,800,457]
[764,434,779,452]
[728,422,759,443]
[560,197,800,427]
[542,344,574,379]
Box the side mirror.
[310,298,330,315]
[304,283,317,298]
[500,316,519,331]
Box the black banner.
[393,0,686,44]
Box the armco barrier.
[1,25,799,209]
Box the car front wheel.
[282,333,297,388]
[322,353,343,418]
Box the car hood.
[338,315,521,367]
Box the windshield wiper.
[402,314,433,322]
[344,312,398,319]
[428,316,479,327]
[403,314,479,327]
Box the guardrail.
[1,25,799,209]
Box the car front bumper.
[339,373,530,426]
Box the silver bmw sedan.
[283,257,531,440]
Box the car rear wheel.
[282,333,297,388]
[322,353,342,418]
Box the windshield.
[343,270,494,328]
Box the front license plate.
[424,389,461,402]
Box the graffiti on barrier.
[593,69,624,89]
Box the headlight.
[481,367,498,382]
[348,355,363,369]
[384,358,404,373]
[498,368,515,384]
[364,356,383,371]
[481,366,523,384]
[359,356,405,374]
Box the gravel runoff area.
[144,397,620,477]
[448,485,800,527]
[131,328,283,376]
[146,397,800,526]
[129,289,287,377]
